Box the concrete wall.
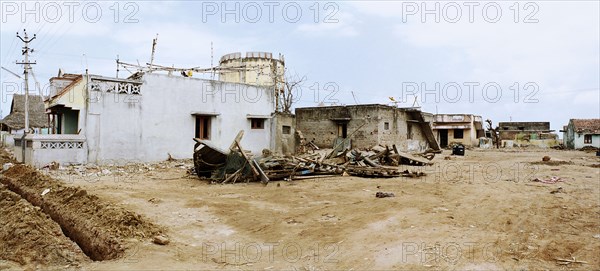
[295,105,430,152]
[270,113,296,155]
[502,139,560,148]
[1,132,15,148]
[499,122,550,131]
[14,134,87,167]
[86,73,275,163]
[573,134,600,149]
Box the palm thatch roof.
[1,94,49,130]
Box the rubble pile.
[193,131,436,183]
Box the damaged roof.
[571,119,600,134]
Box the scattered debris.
[555,257,588,265]
[542,156,551,162]
[148,198,162,204]
[42,161,60,170]
[166,153,175,162]
[532,176,565,184]
[550,187,564,194]
[551,144,565,150]
[152,235,170,245]
[41,188,50,196]
[530,160,573,166]
[579,146,599,153]
[2,163,14,171]
[295,130,319,154]
[375,192,395,198]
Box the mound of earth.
[0,184,89,267]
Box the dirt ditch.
[0,164,165,263]
[0,184,88,267]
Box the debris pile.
[193,131,435,183]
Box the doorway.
[439,129,448,148]
[337,123,347,138]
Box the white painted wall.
[86,73,274,164]
[14,134,87,167]
[574,133,600,149]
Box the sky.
[1,1,599,134]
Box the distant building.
[432,114,484,148]
[218,52,285,87]
[563,119,600,149]
[295,104,440,152]
[1,94,49,147]
[498,122,559,148]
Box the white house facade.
[19,72,277,167]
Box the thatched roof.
[1,94,49,130]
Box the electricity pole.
[16,29,36,163]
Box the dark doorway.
[337,123,348,138]
[439,129,448,148]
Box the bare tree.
[485,119,501,149]
[280,74,306,113]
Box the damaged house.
[563,119,600,149]
[498,122,559,148]
[17,71,287,167]
[295,104,440,153]
[433,114,484,148]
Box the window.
[454,129,464,139]
[282,125,291,134]
[251,118,264,129]
[407,123,413,139]
[195,116,211,139]
[384,122,390,130]
[584,134,592,144]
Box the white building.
[18,72,281,167]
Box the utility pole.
[16,29,36,163]
[148,34,158,73]
[210,41,214,80]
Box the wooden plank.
[395,150,434,165]
[234,139,260,179]
[253,159,270,184]
[363,157,381,167]
[228,130,245,151]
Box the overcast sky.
[1,1,598,133]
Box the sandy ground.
[3,148,600,270]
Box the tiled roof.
[571,119,600,134]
